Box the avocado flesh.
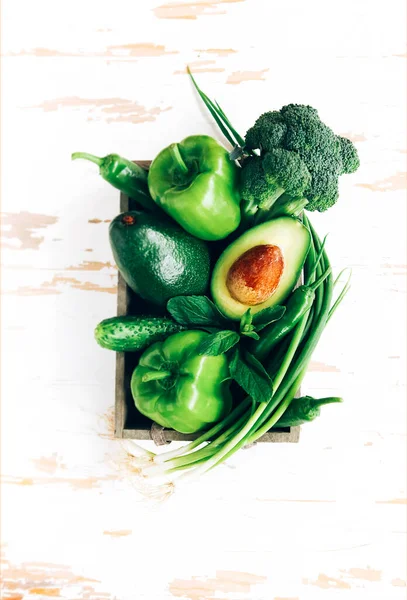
[211,217,311,320]
[109,211,211,307]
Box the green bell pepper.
[131,330,232,434]
[148,135,241,241]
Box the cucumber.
[95,316,184,352]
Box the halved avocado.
[211,217,311,320]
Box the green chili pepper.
[253,268,331,362]
[71,152,157,212]
[272,395,343,428]
[147,135,241,241]
[131,330,232,434]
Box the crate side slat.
[122,426,300,443]
[114,193,130,438]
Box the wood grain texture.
[1,0,406,598]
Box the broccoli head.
[244,104,360,212]
[240,150,311,224]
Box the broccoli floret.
[306,165,339,211]
[280,104,321,131]
[240,150,311,224]
[262,148,311,206]
[243,104,360,212]
[240,157,270,219]
[337,136,360,174]
[282,105,341,165]
[245,111,287,152]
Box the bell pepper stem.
[142,370,172,383]
[169,144,189,174]
[71,152,104,167]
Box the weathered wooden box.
[114,161,300,444]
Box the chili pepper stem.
[314,397,343,407]
[71,152,103,167]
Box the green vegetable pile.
[73,69,358,480]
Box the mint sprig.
[167,295,229,329]
[229,348,273,404]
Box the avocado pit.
[226,244,284,305]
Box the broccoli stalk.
[265,194,309,220]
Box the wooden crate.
[114,161,300,444]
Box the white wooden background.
[1,1,406,598]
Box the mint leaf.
[196,330,240,356]
[167,296,229,328]
[229,349,273,404]
[252,305,286,331]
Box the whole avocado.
[109,211,210,306]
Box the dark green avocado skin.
[109,211,211,306]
